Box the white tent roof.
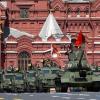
[39,12,63,41]
[10,28,34,38]
[5,28,34,41]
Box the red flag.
[51,44,60,58]
[75,31,84,48]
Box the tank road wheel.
[55,86,61,92]
[55,78,61,92]
[91,86,100,92]
[87,86,94,92]
[36,84,43,92]
[61,84,68,92]
[39,85,44,92]
[86,83,100,92]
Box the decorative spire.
[39,12,63,42]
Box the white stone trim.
[89,37,100,39]
[32,49,51,54]
[32,49,67,54]
[32,41,71,44]
[68,17,100,19]
[59,51,66,53]
[87,17,100,18]
[6,41,18,44]
[5,51,18,54]
[68,15,71,18]
[86,14,89,18]
[77,15,80,18]
[5,41,100,45]
[87,51,100,54]
[94,42,100,45]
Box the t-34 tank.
[61,41,93,92]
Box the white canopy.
[39,12,63,42]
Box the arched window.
[85,8,89,14]
[67,8,71,17]
[67,8,71,15]
[77,8,80,15]
[18,51,31,71]
[20,8,29,18]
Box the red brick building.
[0,0,100,70]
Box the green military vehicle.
[3,72,15,92]
[14,72,25,92]
[61,43,93,92]
[92,66,100,91]
[2,67,15,92]
[0,70,4,92]
[37,59,62,92]
[25,70,37,92]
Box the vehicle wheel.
[55,78,61,92]
[92,86,100,92]
[36,84,43,92]
[56,86,61,92]
[87,86,94,92]
[61,84,68,92]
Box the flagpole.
[89,0,95,65]
[50,43,52,58]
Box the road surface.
[0,92,100,100]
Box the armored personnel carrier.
[3,72,15,92]
[3,67,15,92]
[37,59,62,92]
[14,72,25,92]
[24,69,37,92]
